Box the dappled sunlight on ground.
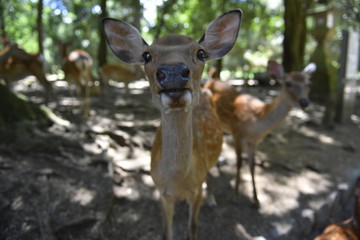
[236,224,266,240]
[1,77,360,240]
[129,79,149,89]
[296,171,332,195]
[257,170,332,216]
[351,114,360,125]
[289,108,311,121]
[71,187,96,206]
[298,126,341,146]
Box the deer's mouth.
[159,88,192,108]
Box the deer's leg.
[247,143,259,206]
[39,75,54,102]
[203,178,217,207]
[100,75,109,96]
[234,138,243,195]
[3,77,11,89]
[82,70,91,118]
[187,186,202,240]
[160,195,174,240]
[30,62,52,92]
[71,73,82,100]
[66,75,79,110]
[124,82,130,93]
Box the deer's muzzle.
[156,64,191,108]
[299,98,310,109]
[156,64,190,90]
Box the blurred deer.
[99,63,144,93]
[63,49,95,118]
[314,176,360,240]
[0,40,54,101]
[103,9,242,240]
[205,60,316,206]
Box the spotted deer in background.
[205,60,316,206]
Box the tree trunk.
[0,0,7,43]
[153,0,177,39]
[131,0,142,31]
[211,59,223,79]
[37,0,44,54]
[282,0,308,72]
[98,0,107,67]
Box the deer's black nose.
[156,64,190,90]
[299,98,309,109]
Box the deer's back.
[204,80,239,133]
[100,63,136,84]
[314,221,359,240]
[0,45,44,82]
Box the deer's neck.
[258,90,293,132]
[160,108,193,177]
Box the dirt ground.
[1,77,360,240]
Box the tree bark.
[211,59,223,79]
[131,0,142,31]
[153,0,177,39]
[0,0,7,43]
[37,0,44,54]
[98,0,107,67]
[282,0,308,72]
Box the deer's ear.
[303,62,316,75]
[102,18,149,65]
[267,60,285,82]
[198,9,242,61]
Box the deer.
[99,63,144,92]
[205,60,316,206]
[102,9,242,240]
[0,41,54,101]
[62,49,95,118]
[314,176,360,240]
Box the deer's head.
[268,60,316,109]
[102,10,242,112]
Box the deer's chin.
[160,89,192,109]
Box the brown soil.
[1,78,359,240]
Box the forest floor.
[1,77,360,240]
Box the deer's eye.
[285,82,292,88]
[142,52,152,63]
[197,49,206,61]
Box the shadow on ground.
[1,78,359,240]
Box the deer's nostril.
[181,67,190,79]
[156,64,190,89]
[156,69,166,82]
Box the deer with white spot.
[103,9,242,240]
[205,60,316,206]
[63,49,95,118]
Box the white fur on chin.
[160,90,192,113]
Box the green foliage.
[148,0,285,75]
[3,0,348,78]
[333,0,360,31]
[2,0,285,76]
[2,0,38,52]
[2,0,145,73]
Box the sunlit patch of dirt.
[1,78,360,240]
